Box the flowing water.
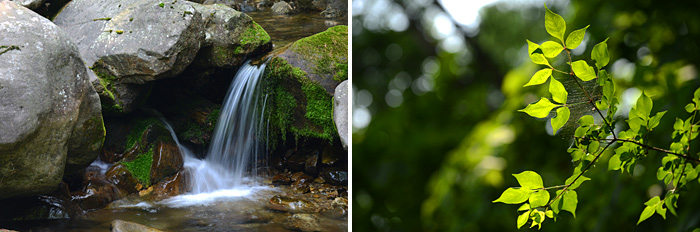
[186,60,268,194]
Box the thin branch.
[574,136,700,163]
[565,48,617,140]
[546,142,614,209]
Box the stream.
[1,8,347,232]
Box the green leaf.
[686,103,696,113]
[540,41,564,58]
[551,191,562,214]
[518,203,531,211]
[549,77,568,104]
[551,107,570,135]
[529,190,550,208]
[527,40,550,66]
[562,190,578,218]
[565,175,590,189]
[545,210,554,218]
[578,115,594,127]
[519,98,560,118]
[656,167,670,181]
[644,196,661,206]
[592,38,610,70]
[648,111,666,130]
[587,141,600,154]
[608,154,622,171]
[572,60,596,81]
[664,192,678,216]
[565,25,589,50]
[637,205,655,225]
[636,92,653,120]
[544,4,566,42]
[517,211,529,229]
[524,68,552,87]
[493,187,532,204]
[513,171,544,189]
[656,200,667,220]
[530,209,546,229]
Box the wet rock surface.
[333,80,348,150]
[284,213,322,232]
[111,219,164,232]
[0,0,104,199]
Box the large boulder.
[190,3,271,68]
[271,1,292,14]
[263,25,347,143]
[54,0,205,115]
[8,0,44,10]
[333,80,347,150]
[0,1,105,199]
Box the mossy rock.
[262,26,347,146]
[275,25,348,95]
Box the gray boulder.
[8,0,45,10]
[54,0,205,114]
[333,81,348,150]
[0,1,104,199]
[190,3,271,68]
[271,1,293,14]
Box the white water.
[158,61,269,207]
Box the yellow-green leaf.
[562,190,578,218]
[527,40,550,66]
[572,60,596,81]
[549,77,568,104]
[636,91,653,120]
[540,41,564,58]
[551,107,570,135]
[685,103,696,113]
[519,98,560,118]
[592,38,610,70]
[513,171,545,189]
[529,190,550,208]
[518,203,531,211]
[517,211,529,229]
[565,175,590,189]
[493,187,531,204]
[524,68,552,87]
[566,25,589,50]
[637,205,655,225]
[544,4,566,42]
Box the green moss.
[289,25,348,81]
[240,21,271,48]
[263,57,337,144]
[122,146,153,186]
[125,118,161,151]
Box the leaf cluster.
[495,4,700,229]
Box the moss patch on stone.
[122,145,153,186]
[263,57,336,144]
[289,25,348,82]
[236,21,270,55]
[125,118,161,151]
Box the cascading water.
[161,61,269,200]
[188,60,269,193]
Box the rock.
[238,2,255,12]
[321,168,347,186]
[71,179,123,210]
[263,26,347,143]
[291,172,313,193]
[271,1,292,14]
[0,0,105,200]
[272,172,292,185]
[54,0,205,114]
[333,80,348,150]
[267,195,317,213]
[149,169,190,201]
[65,82,106,175]
[257,0,274,8]
[9,0,45,10]
[111,219,163,232]
[105,163,139,194]
[305,152,319,174]
[0,193,80,221]
[319,0,347,19]
[284,214,322,232]
[190,3,271,68]
[149,140,184,184]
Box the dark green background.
[352,0,700,231]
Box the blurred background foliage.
[352,0,700,231]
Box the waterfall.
[162,60,269,196]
